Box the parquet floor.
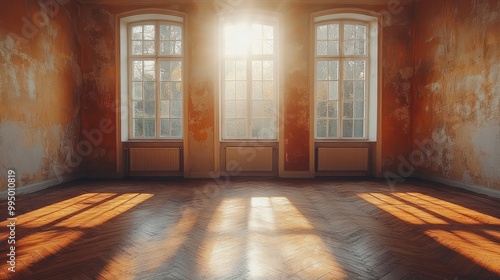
[1,178,500,279]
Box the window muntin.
[315,21,369,140]
[129,21,183,139]
[221,20,278,140]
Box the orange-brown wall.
[413,0,500,191]
[80,2,415,178]
[0,0,83,192]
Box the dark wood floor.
[1,178,500,280]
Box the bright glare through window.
[221,18,279,140]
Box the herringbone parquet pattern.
[1,178,499,279]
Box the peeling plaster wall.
[413,0,500,191]
[80,2,415,177]
[80,5,118,177]
[0,0,83,191]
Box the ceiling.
[76,0,414,6]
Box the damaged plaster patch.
[472,124,500,179]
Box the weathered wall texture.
[0,0,83,192]
[413,0,500,190]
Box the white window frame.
[314,13,378,142]
[119,14,184,141]
[219,14,280,141]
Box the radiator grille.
[226,147,274,172]
[317,148,368,172]
[129,148,181,172]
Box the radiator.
[226,147,274,172]
[317,147,368,172]
[129,148,181,172]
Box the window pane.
[316,120,327,138]
[327,41,338,55]
[133,82,142,100]
[132,26,142,40]
[355,61,366,80]
[235,100,247,118]
[144,101,155,118]
[132,41,143,55]
[354,120,364,137]
[172,82,182,99]
[344,40,355,55]
[225,119,246,139]
[235,61,246,80]
[317,41,327,55]
[144,61,155,81]
[317,81,328,100]
[171,119,182,137]
[317,25,327,40]
[133,119,144,137]
[235,81,247,99]
[344,61,354,80]
[225,81,236,100]
[160,119,170,137]
[143,25,155,40]
[328,101,338,118]
[263,40,273,55]
[343,102,353,118]
[144,82,155,100]
[144,40,155,55]
[343,120,353,137]
[328,81,338,100]
[160,25,169,40]
[328,24,339,40]
[252,81,263,100]
[328,61,338,80]
[263,61,273,80]
[133,61,143,81]
[317,61,328,80]
[171,26,182,40]
[356,40,366,55]
[317,101,327,118]
[160,100,170,118]
[354,101,365,118]
[144,118,155,137]
[171,100,182,118]
[356,25,366,39]
[263,81,274,100]
[328,119,338,137]
[344,81,354,99]
[354,81,365,99]
[344,24,355,39]
[225,100,235,118]
[133,101,143,118]
[160,82,169,99]
[252,61,263,80]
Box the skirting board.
[0,174,82,200]
[413,172,500,199]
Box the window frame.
[219,15,280,141]
[313,13,378,142]
[126,19,184,140]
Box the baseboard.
[413,172,500,199]
[0,173,82,200]
[279,171,315,179]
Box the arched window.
[120,14,184,140]
[314,13,378,141]
[220,15,279,140]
